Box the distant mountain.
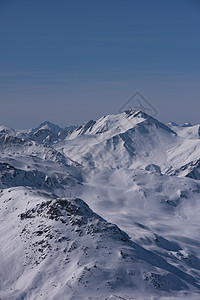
[181,122,193,127]
[1,110,200,299]
[25,121,77,144]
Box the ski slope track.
[1,110,200,299]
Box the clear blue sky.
[0,0,200,129]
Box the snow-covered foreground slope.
[1,185,200,300]
[1,110,200,299]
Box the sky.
[0,0,200,129]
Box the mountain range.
[1,110,200,299]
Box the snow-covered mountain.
[58,110,200,176]
[1,110,200,299]
[25,121,77,145]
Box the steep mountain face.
[1,110,200,299]
[171,158,200,180]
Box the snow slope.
[1,110,200,299]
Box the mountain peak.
[26,121,63,136]
[167,121,179,127]
[38,121,63,133]
[124,109,149,118]
[0,125,15,134]
[181,122,193,128]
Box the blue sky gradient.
[0,0,200,128]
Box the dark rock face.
[171,159,200,181]
[20,198,130,241]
